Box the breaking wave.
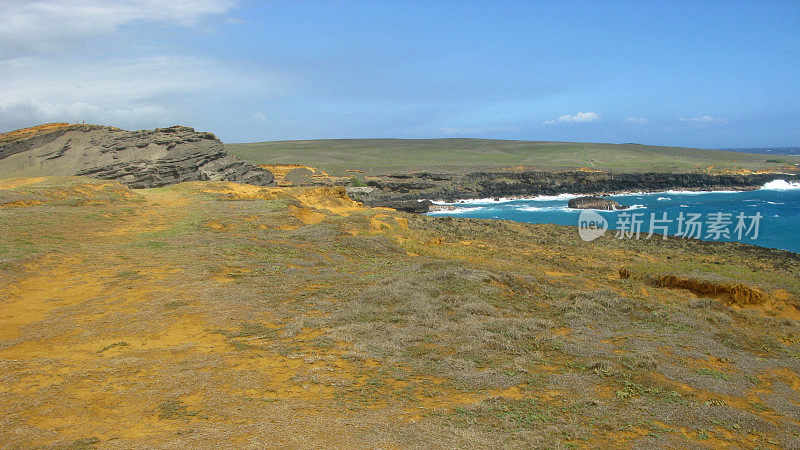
[761,179,800,190]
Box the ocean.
[427,179,800,254]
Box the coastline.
[424,181,800,255]
[428,178,800,209]
[429,187,753,207]
[354,170,800,212]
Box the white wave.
[528,193,581,201]
[627,204,647,210]
[515,206,574,213]
[430,193,581,205]
[610,189,739,199]
[429,180,797,206]
[663,189,739,195]
[619,191,646,196]
[430,197,523,206]
[680,204,690,208]
[430,198,496,205]
[656,197,671,201]
[427,207,483,215]
[761,179,800,190]
[766,201,786,205]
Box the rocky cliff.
[0,123,273,188]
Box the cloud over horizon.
[677,115,728,128]
[544,112,600,125]
[623,117,649,125]
[0,1,286,133]
[0,53,289,132]
[0,0,236,55]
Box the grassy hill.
[1,176,799,447]
[227,138,800,175]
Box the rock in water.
[372,198,433,213]
[568,196,628,210]
[0,123,273,188]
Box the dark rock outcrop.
[362,170,799,205]
[568,196,628,210]
[349,170,800,213]
[370,198,433,214]
[0,124,273,188]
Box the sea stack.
[568,195,629,210]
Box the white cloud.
[0,55,288,131]
[250,112,268,122]
[544,112,600,125]
[678,115,714,123]
[623,117,649,125]
[1,55,233,104]
[0,0,238,56]
[677,115,727,127]
[0,1,297,134]
[0,101,172,129]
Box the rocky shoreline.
[347,170,799,212]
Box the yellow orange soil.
[0,255,102,341]
[0,177,48,189]
[2,176,799,447]
[0,177,537,446]
[289,204,326,224]
[0,123,72,141]
[257,164,337,186]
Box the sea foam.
[427,207,483,214]
[430,192,579,206]
[761,179,800,190]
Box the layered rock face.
[0,123,273,188]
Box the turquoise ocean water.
[427,180,800,254]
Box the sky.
[1,0,798,148]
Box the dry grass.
[1,176,799,447]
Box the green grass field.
[227,138,800,175]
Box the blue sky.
[1,0,798,148]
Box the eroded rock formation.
[0,123,273,188]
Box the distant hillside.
[718,147,800,156]
[227,138,800,176]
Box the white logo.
[578,210,608,242]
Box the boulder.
[372,198,433,213]
[345,186,378,202]
[568,196,628,210]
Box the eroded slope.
[0,124,273,188]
